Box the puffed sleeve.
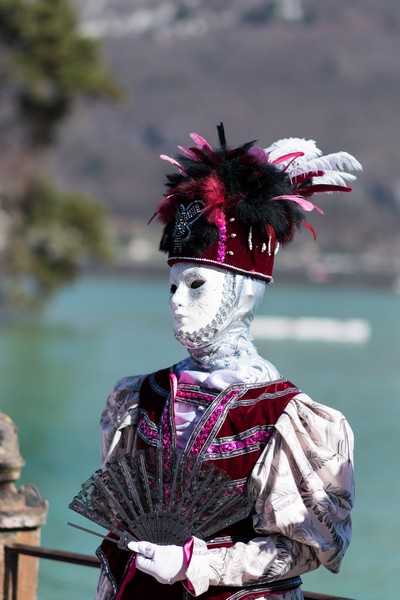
[100,374,146,464]
[185,393,354,596]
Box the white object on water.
[252,316,371,343]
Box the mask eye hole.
[190,280,204,290]
[170,284,177,294]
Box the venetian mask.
[169,263,235,348]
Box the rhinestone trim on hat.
[167,256,274,283]
[173,200,204,252]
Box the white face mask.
[169,263,235,348]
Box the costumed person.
[84,125,361,599]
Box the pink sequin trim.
[161,400,172,449]
[137,417,158,441]
[206,429,272,455]
[217,223,227,262]
[188,388,240,458]
[176,388,215,402]
[160,393,173,508]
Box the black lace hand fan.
[69,446,252,549]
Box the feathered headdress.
[153,124,362,282]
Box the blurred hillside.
[45,0,400,279]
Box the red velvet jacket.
[97,367,302,599]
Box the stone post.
[0,412,48,600]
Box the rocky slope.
[47,0,400,271]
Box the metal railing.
[3,543,354,600]
[3,543,99,600]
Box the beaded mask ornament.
[153,124,362,282]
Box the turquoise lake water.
[1,274,399,599]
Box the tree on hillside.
[0,0,122,308]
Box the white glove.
[128,540,187,585]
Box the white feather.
[265,137,322,166]
[311,171,357,186]
[313,171,357,185]
[290,152,363,179]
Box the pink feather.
[200,175,226,225]
[187,147,207,161]
[301,221,317,240]
[271,151,304,165]
[189,132,213,151]
[177,146,198,160]
[248,146,270,164]
[295,184,352,196]
[155,194,179,224]
[272,195,324,214]
[160,154,187,175]
[291,171,324,186]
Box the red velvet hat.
[153,124,361,283]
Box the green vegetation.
[3,179,111,308]
[0,0,121,308]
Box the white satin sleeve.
[99,374,146,464]
[185,393,355,596]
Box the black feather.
[160,132,306,256]
[217,122,227,149]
